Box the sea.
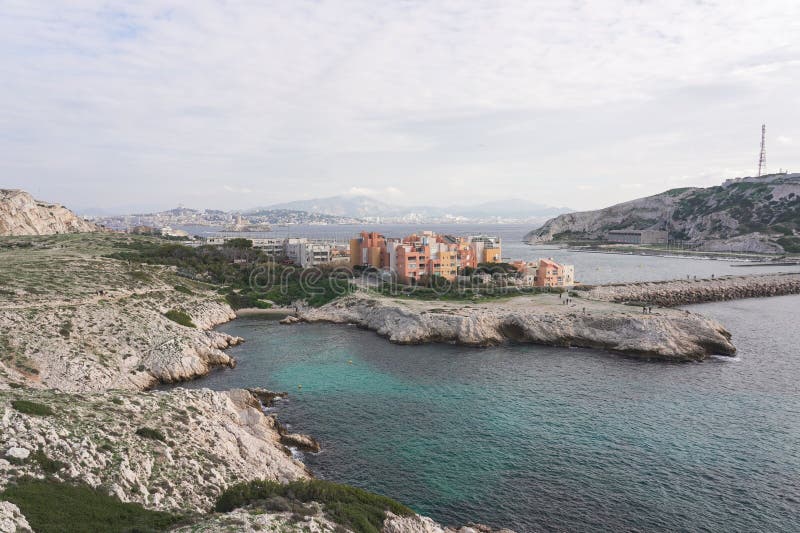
[170,224,800,532]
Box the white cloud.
[223,185,252,194]
[1,1,799,210]
[347,186,403,199]
[777,136,793,145]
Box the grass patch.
[128,270,151,282]
[1,478,184,533]
[11,400,54,416]
[163,309,196,328]
[173,284,193,295]
[215,479,413,533]
[31,450,66,474]
[135,427,166,442]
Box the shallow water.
[174,293,800,532]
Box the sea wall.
[585,273,800,307]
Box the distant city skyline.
[2,1,799,213]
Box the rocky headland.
[0,234,242,392]
[525,173,800,254]
[299,291,736,361]
[0,190,99,237]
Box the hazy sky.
[2,1,799,213]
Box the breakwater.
[585,272,800,307]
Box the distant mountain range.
[261,196,570,222]
[525,173,800,253]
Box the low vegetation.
[11,399,54,416]
[1,479,185,533]
[135,427,166,442]
[109,239,353,308]
[164,309,196,328]
[215,479,414,533]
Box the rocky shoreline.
[0,234,512,532]
[299,292,736,361]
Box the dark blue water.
[174,294,800,532]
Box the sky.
[1,0,799,213]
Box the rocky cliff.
[525,173,800,253]
[299,292,735,361]
[0,190,99,236]
[0,388,309,512]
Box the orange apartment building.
[512,258,575,287]
[349,230,501,283]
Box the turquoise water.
[174,294,800,532]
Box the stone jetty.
[585,272,800,307]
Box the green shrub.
[173,285,193,295]
[11,400,54,416]
[58,321,73,338]
[31,450,65,474]
[129,270,151,282]
[1,479,184,533]
[215,479,413,533]
[164,309,196,328]
[135,427,166,442]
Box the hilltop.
[525,173,800,253]
[0,189,99,236]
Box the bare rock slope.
[0,190,98,236]
[0,235,241,392]
[0,388,308,512]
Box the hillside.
[0,189,99,236]
[525,173,800,253]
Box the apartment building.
[349,230,501,283]
[513,258,575,287]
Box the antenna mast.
[757,124,767,176]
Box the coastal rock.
[300,293,735,361]
[172,507,343,532]
[0,388,308,512]
[383,513,447,533]
[248,388,289,407]
[0,189,99,236]
[280,433,322,453]
[0,502,32,533]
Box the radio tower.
[757,124,767,176]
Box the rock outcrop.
[0,388,308,512]
[0,501,31,533]
[300,292,735,361]
[0,190,99,236]
[0,236,244,392]
[525,173,800,253]
[585,273,800,306]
